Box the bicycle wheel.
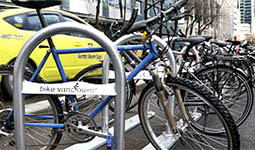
[73,63,135,112]
[2,62,35,99]
[0,65,63,150]
[196,65,253,127]
[138,77,240,150]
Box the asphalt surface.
[239,105,255,150]
[60,90,255,150]
[99,102,255,150]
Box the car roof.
[0,8,87,24]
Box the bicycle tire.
[2,61,35,99]
[195,65,253,127]
[0,65,63,150]
[138,77,240,150]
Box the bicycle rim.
[196,65,253,126]
[0,65,62,150]
[138,78,240,150]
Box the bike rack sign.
[22,81,116,95]
[108,70,152,80]
[109,69,164,80]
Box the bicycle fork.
[150,66,190,134]
[152,72,177,132]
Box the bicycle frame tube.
[6,41,161,132]
[29,51,51,82]
[90,50,158,118]
[55,45,149,54]
[25,114,55,119]
[29,44,149,83]
[25,123,64,128]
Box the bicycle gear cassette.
[65,113,97,142]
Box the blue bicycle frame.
[8,41,159,129]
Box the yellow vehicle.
[0,8,105,96]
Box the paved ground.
[97,104,255,150]
[99,89,255,150]
[60,95,255,150]
[238,105,255,150]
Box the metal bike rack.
[66,33,147,150]
[108,33,177,150]
[102,33,177,150]
[13,22,126,150]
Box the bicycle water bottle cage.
[11,0,61,9]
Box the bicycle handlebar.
[175,0,188,9]
[113,8,138,38]
[128,0,188,33]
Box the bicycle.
[170,36,253,127]
[1,0,240,149]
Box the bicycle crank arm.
[77,125,108,138]
[0,130,12,137]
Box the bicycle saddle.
[202,35,212,41]
[175,36,206,46]
[211,40,228,47]
[12,0,61,9]
[225,40,241,45]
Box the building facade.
[239,0,255,34]
[233,0,241,38]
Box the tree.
[95,0,101,29]
[118,0,123,19]
[184,0,226,36]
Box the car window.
[27,14,61,31]
[27,15,41,30]
[45,14,61,25]
[62,16,88,38]
[4,13,28,30]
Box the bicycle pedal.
[96,126,102,131]
[9,140,15,147]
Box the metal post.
[103,34,144,149]
[102,56,110,133]
[102,34,144,150]
[13,22,125,150]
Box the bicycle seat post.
[36,8,47,28]
[36,8,55,49]
[11,0,61,49]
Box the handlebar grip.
[174,0,188,9]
